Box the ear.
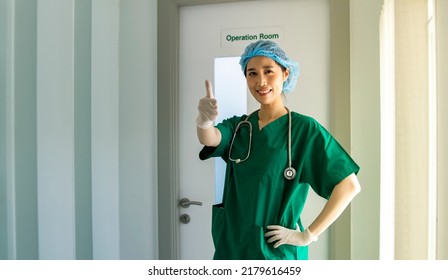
[283,68,290,82]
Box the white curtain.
[380,0,445,260]
[394,0,429,260]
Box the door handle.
[179,198,203,208]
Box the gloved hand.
[265,224,318,248]
[196,80,218,129]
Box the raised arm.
[196,80,222,147]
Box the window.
[380,0,440,260]
[213,57,247,203]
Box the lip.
[257,88,272,95]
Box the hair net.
[239,40,299,94]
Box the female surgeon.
[196,40,361,260]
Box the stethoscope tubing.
[228,107,296,180]
[228,120,252,164]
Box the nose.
[258,75,267,86]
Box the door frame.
[157,0,352,260]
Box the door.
[179,0,331,260]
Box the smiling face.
[245,56,289,107]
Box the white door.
[179,0,331,260]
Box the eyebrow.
[246,65,275,72]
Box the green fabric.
[199,111,360,260]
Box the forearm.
[197,126,221,147]
[308,173,361,237]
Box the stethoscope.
[228,107,297,180]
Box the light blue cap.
[239,40,299,94]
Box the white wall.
[118,0,158,260]
[2,0,39,259]
[0,0,7,259]
[350,0,383,259]
[0,0,158,260]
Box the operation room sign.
[221,26,284,48]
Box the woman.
[196,40,361,260]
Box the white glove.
[196,80,218,129]
[265,224,318,248]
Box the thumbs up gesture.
[196,80,218,129]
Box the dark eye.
[247,71,256,76]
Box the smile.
[257,89,272,95]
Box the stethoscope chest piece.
[229,107,296,181]
[284,166,296,180]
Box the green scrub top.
[199,111,360,260]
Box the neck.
[258,104,287,122]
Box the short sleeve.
[299,117,360,199]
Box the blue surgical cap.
[239,40,299,94]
